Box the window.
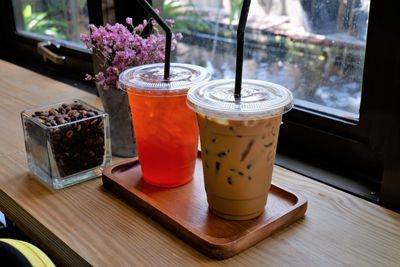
[1,0,399,210]
[155,0,369,120]
[12,0,90,47]
[0,0,105,90]
[153,0,380,191]
[140,0,399,207]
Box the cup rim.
[187,79,294,120]
[119,63,211,92]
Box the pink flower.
[80,17,181,90]
[85,74,93,81]
[165,19,175,25]
[175,32,183,40]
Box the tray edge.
[102,160,308,259]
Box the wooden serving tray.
[102,156,307,259]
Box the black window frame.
[1,0,399,211]
[276,0,400,211]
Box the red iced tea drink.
[127,89,198,186]
[120,63,211,187]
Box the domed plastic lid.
[119,63,211,93]
[187,79,294,120]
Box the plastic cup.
[119,63,211,187]
[187,79,293,220]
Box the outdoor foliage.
[162,0,208,32]
[22,4,67,39]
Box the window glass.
[155,0,370,119]
[12,0,89,46]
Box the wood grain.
[0,60,400,266]
[102,157,307,259]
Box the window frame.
[277,0,398,206]
[1,0,399,210]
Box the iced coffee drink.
[187,79,293,220]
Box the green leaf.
[162,0,208,32]
[27,13,48,30]
[23,4,32,18]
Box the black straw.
[136,0,172,80]
[234,0,251,100]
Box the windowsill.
[276,153,379,203]
[2,56,381,205]
[2,54,383,203]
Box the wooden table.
[0,60,399,266]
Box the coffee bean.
[66,130,73,138]
[55,116,62,124]
[52,134,61,141]
[47,115,55,121]
[49,109,59,116]
[97,137,104,144]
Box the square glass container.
[21,99,111,189]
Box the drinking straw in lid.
[136,0,172,80]
[234,0,251,100]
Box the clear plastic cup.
[187,79,293,220]
[119,63,211,187]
